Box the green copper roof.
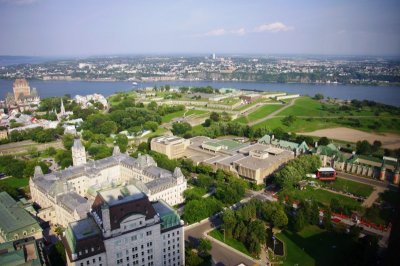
[0,192,41,242]
[152,201,181,230]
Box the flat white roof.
[318,167,335,172]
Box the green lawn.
[318,177,373,198]
[283,187,362,211]
[279,97,334,117]
[161,110,186,123]
[252,116,339,132]
[0,177,29,189]
[277,225,358,266]
[208,229,253,257]
[247,104,284,121]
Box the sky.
[0,0,399,56]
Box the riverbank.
[1,79,400,106]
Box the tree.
[282,115,296,127]
[115,134,129,152]
[372,140,382,152]
[62,134,75,150]
[171,122,192,135]
[202,118,212,127]
[323,208,333,231]
[144,121,158,132]
[198,238,212,257]
[147,101,157,110]
[222,209,236,238]
[271,209,288,228]
[293,210,306,232]
[210,112,220,122]
[318,136,330,146]
[356,140,372,155]
[314,93,324,100]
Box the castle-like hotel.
[29,139,187,228]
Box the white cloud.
[230,28,246,36]
[253,22,294,33]
[204,28,227,36]
[202,27,246,37]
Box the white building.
[29,140,187,228]
[74,94,108,109]
[62,186,184,266]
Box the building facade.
[30,141,187,228]
[62,186,184,266]
[151,136,190,159]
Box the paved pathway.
[362,187,384,207]
[248,98,297,126]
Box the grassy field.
[185,109,209,116]
[318,177,373,198]
[208,229,253,257]
[283,187,362,211]
[235,104,284,124]
[279,97,334,117]
[161,110,186,123]
[277,225,358,266]
[250,96,400,134]
[0,177,29,189]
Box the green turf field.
[277,225,358,266]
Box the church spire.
[60,98,66,116]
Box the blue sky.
[0,0,399,56]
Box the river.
[0,79,399,106]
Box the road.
[185,217,260,266]
[337,171,398,191]
[248,98,297,126]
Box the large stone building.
[30,139,187,228]
[13,79,31,101]
[151,135,294,184]
[62,186,184,266]
[0,192,42,243]
[151,136,190,159]
[0,237,48,266]
[6,79,40,111]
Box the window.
[93,258,96,263]
[80,263,83,266]
[86,260,89,265]
[146,231,152,236]
[99,257,102,261]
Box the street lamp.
[221,228,226,242]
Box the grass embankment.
[161,110,186,123]
[235,104,284,124]
[0,177,29,189]
[277,225,358,266]
[208,229,253,257]
[317,177,373,198]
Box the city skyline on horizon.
[0,0,399,57]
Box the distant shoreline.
[1,78,399,87]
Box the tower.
[72,139,86,166]
[60,98,66,116]
[13,78,31,101]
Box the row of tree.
[222,199,288,256]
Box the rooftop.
[69,217,101,240]
[98,185,144,207]
[0,192,41,235]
